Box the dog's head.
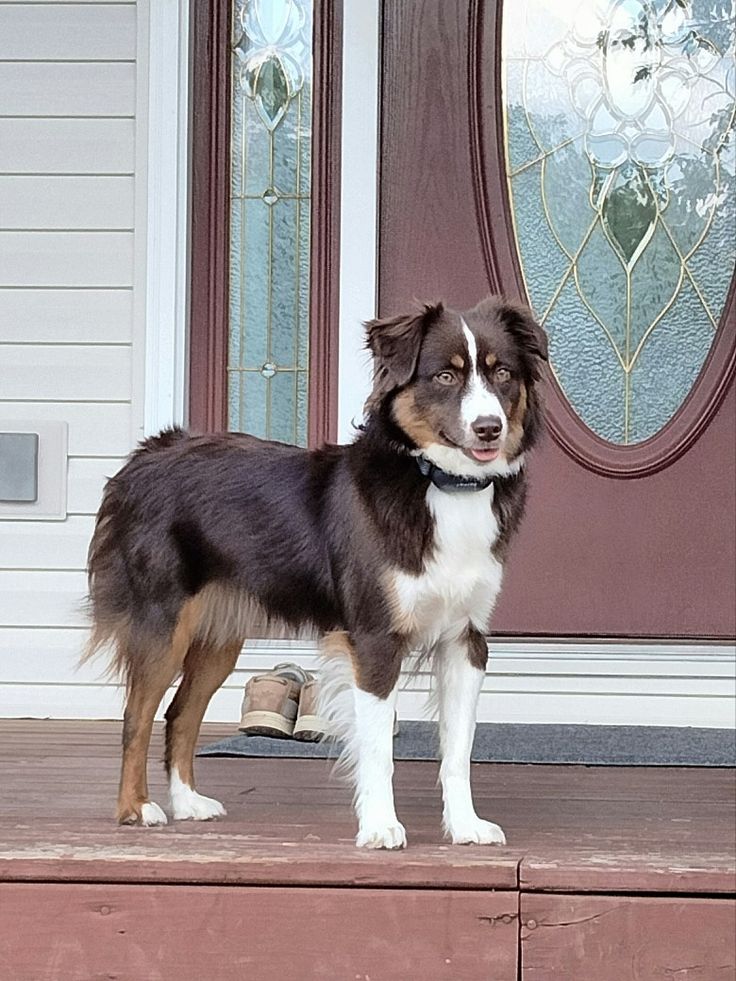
[365,296,548,477]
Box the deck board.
[0,720,734,894]
[520,894,736,979]
[1,883,520,981]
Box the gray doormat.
[198,722,735,766]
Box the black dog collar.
[416,455,495,493]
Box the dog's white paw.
[169,767,226,821]
[356,821,407,850]
[171,787,226,821]
[172,790,226,821]
[447,817,506,846]
[140,801,168,827]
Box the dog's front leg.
[322,631,406,849]
[437,628,506,845]
[353,680,405,849]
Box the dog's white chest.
[392,484,503,644]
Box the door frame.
[187,0,343,444]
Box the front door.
[379,0,736,638]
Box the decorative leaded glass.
[229,0,312,444]
[502,0,736,444]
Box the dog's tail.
[136,425,189,453]
[81,476,134,683]
[316,632,362,777]
[82,428,191,684]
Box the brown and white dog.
[85,296,547,848]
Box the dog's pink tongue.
[471,448,499,462]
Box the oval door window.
[501,0,736,445]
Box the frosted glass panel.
[503,0,736,444]
[229,0,312,446]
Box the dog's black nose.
[472,416,503,441]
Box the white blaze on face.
[460,319,507,439]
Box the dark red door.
[378,0,736,638]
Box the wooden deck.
[1,720,734,980]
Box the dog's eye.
[435,371,457,385]
[495,366,511,383]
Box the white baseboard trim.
[2,639,734,728]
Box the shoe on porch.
[293,678,329,742]
[239,662,400,741]
[239,663,309,738]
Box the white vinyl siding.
[67,457,127,514]
[0,232,134,286]
[0,4,135,58]
[0,637,733,728]
[0,289,133,344]
[0,63,135,116]
[0,176,134,230]
[0,1,143,715]
[0,345,132,401]
[0,118,135,173]
[0,403,133,456]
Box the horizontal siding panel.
[0,683,123,719]
[389,673,727,697]
[0,62,135,116]
[396,691,735,728]
[0,635,101,684]
[230,671,727,699]
[0,5,135,60]
[3,681,734,725]
[0,344,131,400]
[0,118,134,173]
[0,232,133,287]
[4,683,730,726]
[232,648,735,679]
[0,402,132,455]
[67,457,123,514]
[5,639,733,689]
[0,628,87,683]
[1,634,733,724]
[0,515,94,570]
[0,289,132,343]
[0,176,134,229]
[0,570,86,627]
[487,658,736,679]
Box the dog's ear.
[498,301,548,376]
[365,302,443,400]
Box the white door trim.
[134,0,191,443]
[337,0,380,441]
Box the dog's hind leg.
[116,602,198,826]
[164,639,241,820]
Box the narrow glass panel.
[269,369,298,443]
[502,0,736,444]
[229,0,313,445]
